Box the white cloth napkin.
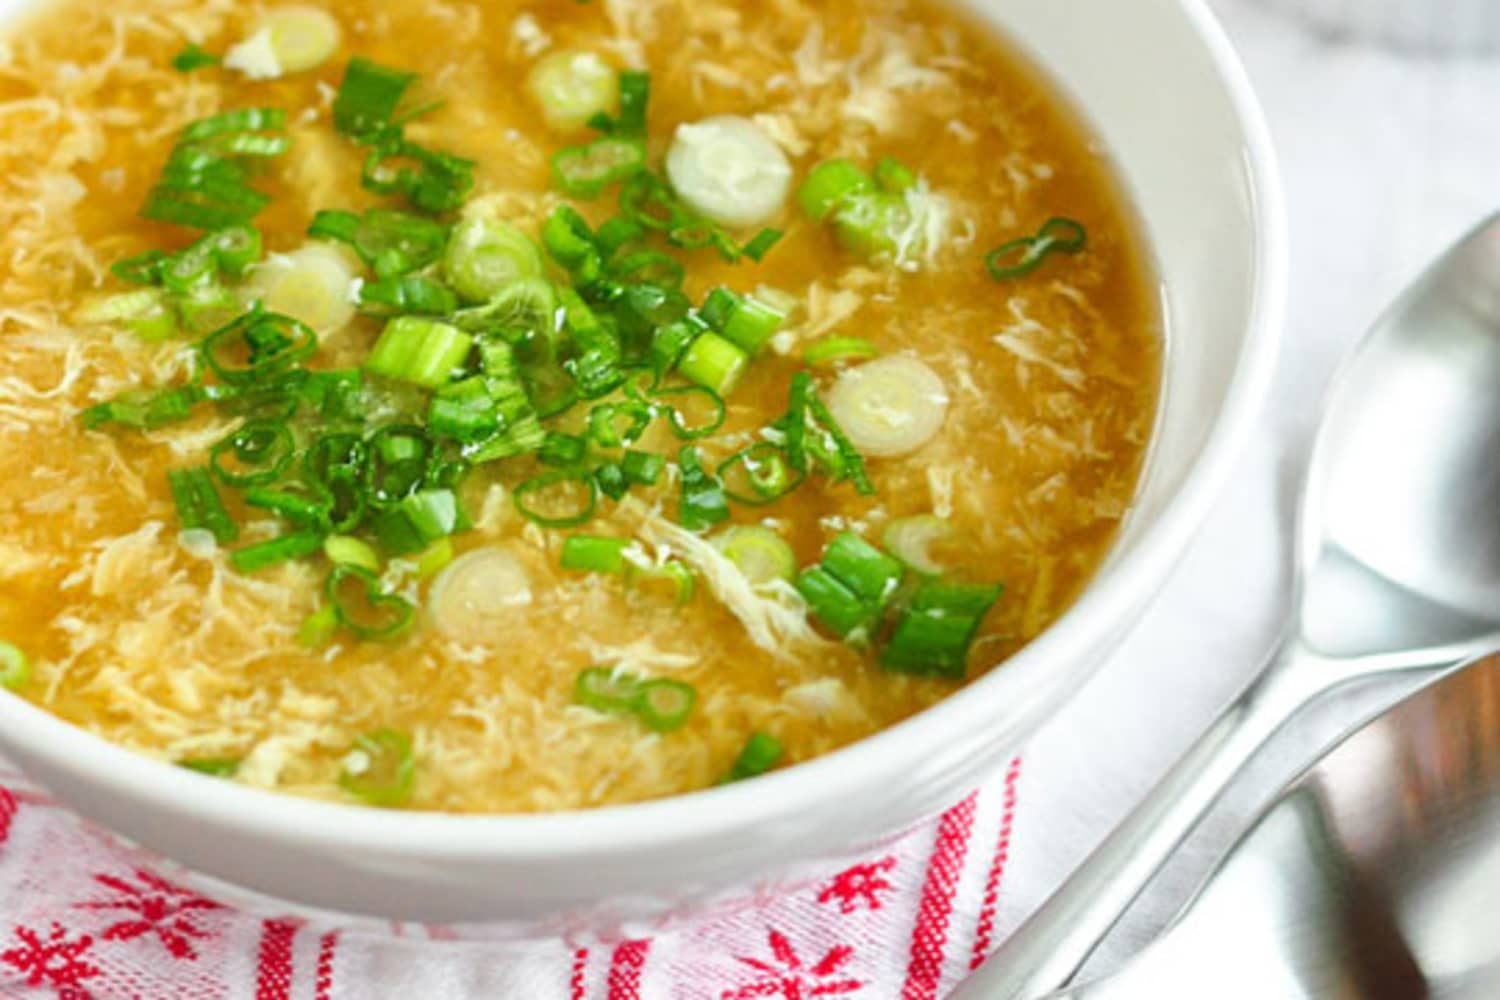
[4,6,1497,998]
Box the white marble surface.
[994,0,1500,980]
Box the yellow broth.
[0,0,1160,812]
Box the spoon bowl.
[1054,655,1500,999]
[956,213,1500,999]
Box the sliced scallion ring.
[882,515,955,577]
[339,728,415,807]
[824,356,950,458]
[513,471,598,528]
[527,50,619,134]
[712,526,797,587]
[0,641,30,692]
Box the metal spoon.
[953,212,1500,999]
[1051,654,1500,999]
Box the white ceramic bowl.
[0,0,1285,934]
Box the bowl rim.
[0,0,1287,861]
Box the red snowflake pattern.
[2,922,99,999]
[75,868,221,960]
[722,929,863,999]
[817,857,897,914]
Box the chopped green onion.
[677,446,729,531]
[611,250,684,289]
[832,192,908,258]
[82,386,200,431]
[797,159,877,223]
[698,287,740,330]
[636,679,696,733]
[551,137,647,199]
[168,467,238,544]
[717,443,803,506]
[574,667,642,716]
[358,275,459,316]
[179,758,240,777]
[726,731,783,782]
[366,316,473,389]
[371,489,461,556]
[796,532,904,640]
[561,288,624,398]
[594,462,629,501]
[310,207,449,278]
[587,402,654,448]
[339,728,415,807]
[720,295,787,356]
[415,538,455,579]
[881,581,1003,678]
[209,420,294,488]
[244,483,335,532]
[653,384,727,440]
[805,386,877,495]
[625,558,696,606]
[713,526,796,586]
[561,534,632,574]
[324,535,381,572]
[875,156,918,193]
[173,44,221,72]
[649,316,707,377]
[111,251,170,287]
[428,377,500,443]
[230,532,324,574]
[365,424,431,506]
[451,279,560,343]
[985,217,1088,281]
[795,565,877,640]
[326,564,415,639]
[539,431,588,468]
[621,449,664,486]
[333,57,417,136]
[821,532,905,606]
[742,228,783,262]
[615,71,651,136]
[0,641,30,692]
[804,336,878,368]
[543,207,602,282]
[361,138,476,214]
[677,333,748,396]
[201,311,318,384]
[513,471,598,528]
[441,218,545,305]
[299,604,340,648]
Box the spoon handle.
[952,636,1334,1000]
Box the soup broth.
[0,0,1160,812]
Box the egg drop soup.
[0,0,1160,812]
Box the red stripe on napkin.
[607,939,651,999]
[0,788,14,847]
[254,919,297,1000]
[970,757,1024,969]
[901,792,979,1000]
[314,931,339,1000]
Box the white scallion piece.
[428,547,533,642]
[527,50,619,134]
[247,243,361,333]
[226,6,342,79]
[665,115,793,229]
[825,356,950,458]
[712,526,797,588]
[882,515,954,577]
